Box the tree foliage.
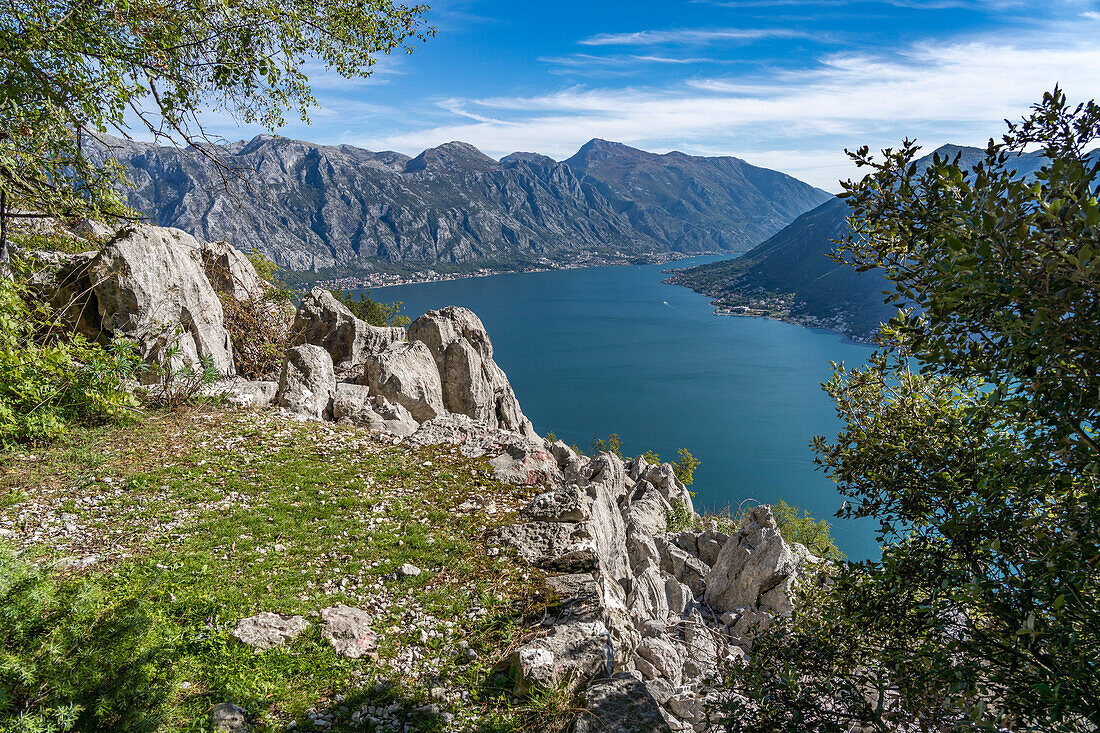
[720,90,1099,731]
[0,0,433,237]
[329,287,411,327]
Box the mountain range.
[94,136,832,275]
[666,145,1058,340]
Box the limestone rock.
[332,382,418,436]
[320,605,378,659]
[231,612,309,650]
[544,573,604,623]
[212,702,248,733]
[201,239,268,302]
[574,674,673,733]
[522,485,590,522]
[641,462,694,515]
[221,379,278,409]
[731,608,772,640]
[276,345,336,420]
[511,620,612,694]
[290,287,405,381]
[86,225,235,380]
[498,521,598,572]
[636,636,684,686]
[407,306,536,437]
[406,414,521,457]
[658,539,709,597]
[704,505,798,615]
[628,561,672,622]
[361,340,444,423]
[397,563,422,577]
[490,440,563,486]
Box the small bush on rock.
[205,250,294,380]
[329,288,410,327]
[771,500,844,561]
[218,294,292,379]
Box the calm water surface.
[368,256,878,559]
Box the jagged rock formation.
[289,288,405,381]
[407,415,821,731]
[26,224,236,380]
[407,306,531,433]
[276,287,538,439]
[25,222,820,731]
[90,135,832,271]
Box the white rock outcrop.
[362,340,445,423]
[200,239,268,302]
[276,344,337,420]
[87,225,236,379]
[704,505,799,616]
[408,306,536,438]
[290,288,405,382]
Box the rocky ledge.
[25,223,825,732]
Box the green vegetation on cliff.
[722,90,1100,732]
[0,410,568,732]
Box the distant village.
[317,250,699,290]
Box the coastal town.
[317,249,708,290]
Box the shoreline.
[660,272,876,345]
[316,250,729,291]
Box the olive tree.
[719,89,1099,731]
[0,0,433,250]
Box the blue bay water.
[367,256,879,559]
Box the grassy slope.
[0,408,571,732]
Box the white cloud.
[579,28,814,46]
[352,26,1100,189]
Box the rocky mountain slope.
[91,136,832,274]
[15,223,826,731]
[666,145,1055,340]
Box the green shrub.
[666,499,696,533]
[329,288,410,327]
[0,545,173,732]
[771,500,845,561]
[0,269,141,447]
[671,448,699,487]
[590,433,624,459]
[245,249,280,285]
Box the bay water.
[367,256,878,559]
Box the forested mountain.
[666,145,1057,339]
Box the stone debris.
[397,563,422,578]
[212,701,248,733]
[320,605,378,659]
[231,612,310,650]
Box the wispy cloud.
[539,53,738,76]
[693,0,1028,7]
[354,25,1100,189]
[579,27,813,46]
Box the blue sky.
[204,0,1100,190]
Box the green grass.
[0,408,569,732]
